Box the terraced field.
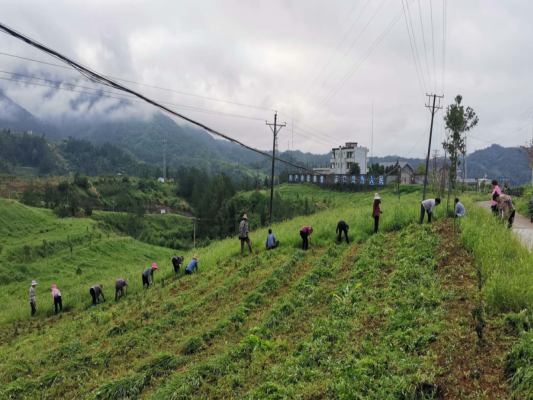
[1,186,533,398]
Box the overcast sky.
[1,0,532,157]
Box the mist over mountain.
[0,91,529,184]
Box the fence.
[287,172,386,192]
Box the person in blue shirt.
[266,229,279,250]
[186,254,198,275]
[455,198,466,218]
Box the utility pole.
[371,102,374,162]
[266,112,286,225]
[423,94,443,200]
[397,160,401,201]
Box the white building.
[315,142,368,175]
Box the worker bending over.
[336,220,349,244]
[419,198,441,224]
[186,254,198,275]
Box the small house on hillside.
[157,177,165,183]
[381,162,414,184]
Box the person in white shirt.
[419,197,441,224]
[455,198,466,218]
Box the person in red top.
[373,193,382,234]
[300,226,313,250]
[491,179,501,215]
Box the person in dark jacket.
[373,193,383,234]
[239,214,253,254]
[142,264,158,288]
[186,254,198,275]
[266,229,279,250]
[90,285,105,307]
[300,226,313,250]
[336,221,349,243]
[172,255,184,276]
[115,279,128,301]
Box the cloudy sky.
[1,0,532,157]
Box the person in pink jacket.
[51,284,62,314]
[300,226,313,250]
[491,179,501,215]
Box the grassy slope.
[2,184,530,398]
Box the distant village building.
[313,142,369,175]
[380,162,414,184]
[157,177,165,183]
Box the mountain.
[0,92,529,184]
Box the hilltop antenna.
[162,135,167,181]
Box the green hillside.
[1,186,533,398]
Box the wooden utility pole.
[266,112,285,225]
[423,94,443,200]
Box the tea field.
[1,185,533,398]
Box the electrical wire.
[294,0,363,108]
[306,0,418,124]
[400,0,426,102]
[300,0,386,115]
[0,76,268,122]
[429,0,437,91]
[0,51,275,112]
[417,0,433,92]
[405,0,429,93]
[296,0,371,110]
[0,23,337,173]
[0,50,344,147]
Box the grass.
[1,183,532,398]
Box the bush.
[74,172,89,189]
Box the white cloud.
[1,0,532,156]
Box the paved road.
[477,201,533,249]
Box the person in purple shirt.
[491,179,501,215]
[300,226,313,250]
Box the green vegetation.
[3,182,533,398]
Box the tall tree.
[443,95,479,216]
[520,139,533,186]
[349,163,361,175]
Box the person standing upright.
[29,280,37,316]
[51,284,62,314]
[373,193,382,234]
[491,179,501,215]
[336,221,349,243]
[142,264,158,289]
[239,214,253,254]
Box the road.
[477,201,533,249]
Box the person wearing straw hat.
[186,254,198,275]
[238,214,253,254]
[336,221,349,244]
[29,280,37,316]
[142,264,158,288]
[373,193,383,234]
[51,284,62,314]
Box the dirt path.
[432,220,512,398]
[477,200,533,249]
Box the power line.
[294,0,364,108]
[417,0,433,92]
[0,50,341,147]
[296,0,371,110]
[278,111,339,142]
[0,76,268,122]
[307,0,418,123]
[401,0,426,101]
[405,0,429,93]
[0,75,340,149]
[300,0,386,115]
[0,51,275,112]
[429,0,437,92]
[0,22,317,173]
